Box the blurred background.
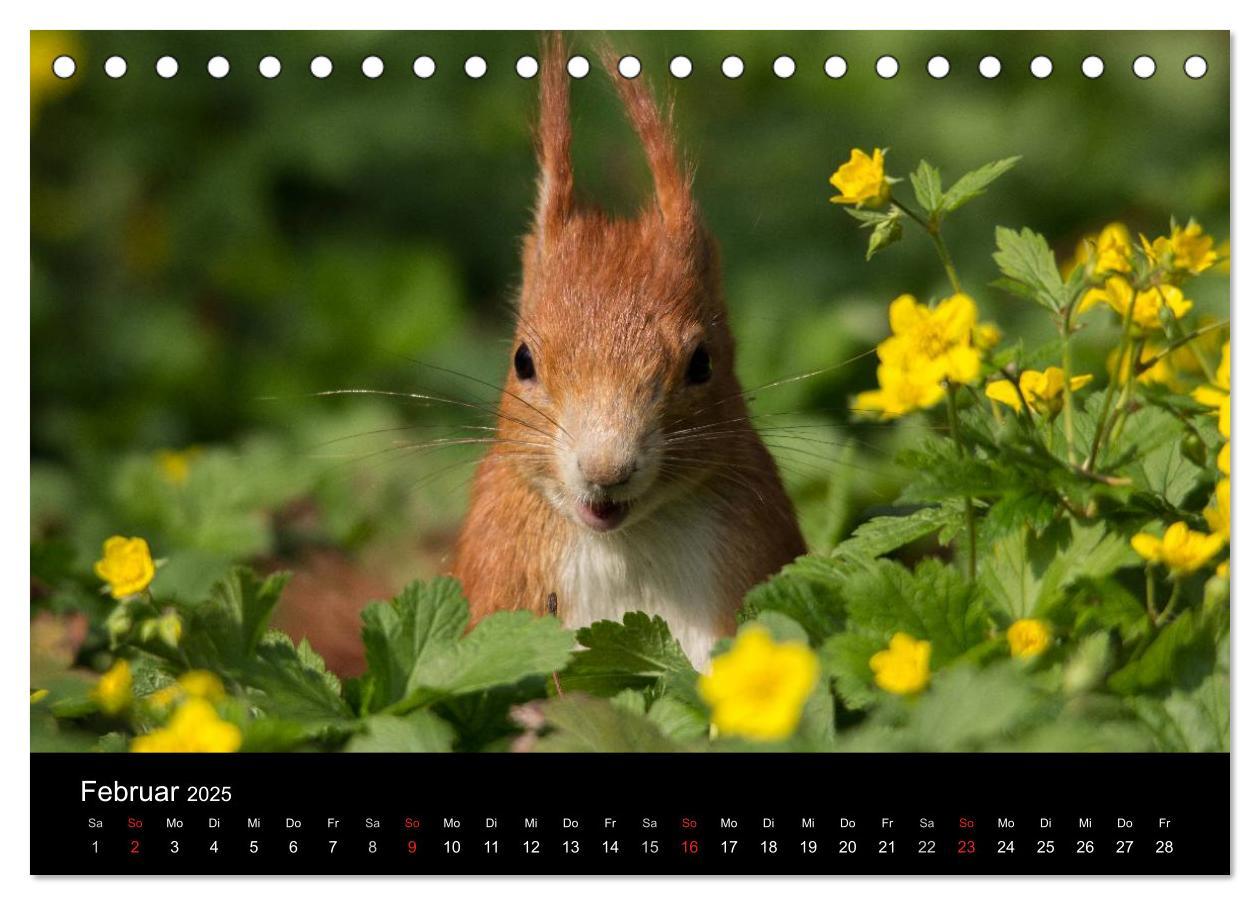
[31,31,1229,675]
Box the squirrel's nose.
[577,453,637,491]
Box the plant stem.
[1060,307,1077,464]
[946,386,977,581]
[891,199,964,295]
[1155,579,1184,628]
[1145,566,1158,625]
[1086,290,1139,471]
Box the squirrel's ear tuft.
[532,32,574,249]
[598,43,695,236]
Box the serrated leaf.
[396,611,574,712]
[561,612,699,699]
[941,157,1020,212]
[832,503,964,566]
[909,160,943,215]
[360,577,468,711]
[1133,671,1228,752]
[842,558,988,663]
[344,711,456,753]
[741,559,846,645]
[1108,611,1219,696]
[645,694,709,742]
[819,633,883,710]
[243,632,353,724]
[981,519,1137,622]
[534,694,683,752]
[992,226,1066,312]
[903,663,1037,750]
[179,567,290,669]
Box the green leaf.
[644,694,709,742]
[903,663,1037,750]
[533,694,683,752]
[1132,671,1228,752]
[981,519,1137,622]
[178,567,290,669]
[909,160,943,215]
[842,558,988,664]
[866,214,903,261]
[941,157,1020,213]
[396,611,574,712]
[242,631,352,725]
[561,612,698,698]
[741,558,847,645]
[360,577,468,711]
[344,711,456,753]
[819,633,883,710]
[832,503,964,566]
[1109,611,1219,696]
[1116,406,1206,507]
[992,226,1066,312]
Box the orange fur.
[451,36,804,657]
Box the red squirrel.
[451,38,805,665]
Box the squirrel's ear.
[599,44,695,235]
[532,32,573,249]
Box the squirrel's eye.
[513,343,536,381]
[685,343,712,385]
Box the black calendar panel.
[31,753,1228,875]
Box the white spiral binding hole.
[52,55,76,79]
[979,55,1002,79]
[875,55,899,79]
[310,56,333,79]
[1030,55,1054,79]
[259,56,281,79]
[1184,55,1208,79]
[618,56,642,79]
[361,56,384,79]
[566,55,590,79]
[1132,55,1156,79]
[669,56,692,79]
[206,56,228,79]
[464,55,487,79]
[721,55,744,79]
[1081,55,1105,79]
[515,55,539,79]
[156,55,179,79]
[412,56,436,79]
[772,55,795,79]
[104,56,127,79]
[926,55,950,79]
[823,56,847,79]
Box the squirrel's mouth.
[576,498,632,532]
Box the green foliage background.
[31,31,1229,752]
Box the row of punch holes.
[49,52,1210,82]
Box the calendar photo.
[31,29,1229,768]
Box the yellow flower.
[828,148,892,208]
[130,698,243,753]
[974,322,1002,351]
[1193,341,1230,438]
[985,367,1092,418]
[1007,619,1053,659]
[869,632,931,695]
[156,447,200,486]
[30,689,50,705]
[854,363,946,420]
[92,660,133,715]
[179,670,227,701]
[1093,223,1133,275]
[698,627,820,741]
[879,293,982,384]
[1081,278,1192,331]
[1107,344,1178,389]
[1218,441,1230,475]
[1142,220,1219,275]
[94,536,156,599]
[1217,560,1230,579]
[1131,521,1225,577]
[1204,479,1229,541]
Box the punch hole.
[618,55,642,79]
[979,55,1001,78]
[567,55,589,79]
[1184,55,1208,79]
[104,56,127,78]
[875,55,899,79]
[669,56,692,79]
[773,55,796,78]
[927,55,950,79]
[721,56,744,79]
[1030,55,1053,79]
[310,56,333,79]
[824,56,848,79]
[515,56,538,78]
[206,56,228,79]
[464,56,487,79]
[157,56,180,79]
[52,55,76,79]
[1081,55,1105,79]
[362,56,384,79]
[1132,55,1156,79]
[259,56,281,79]
[413,56,436,79]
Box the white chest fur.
[557,500,727,668]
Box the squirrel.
[450,37,805,666]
